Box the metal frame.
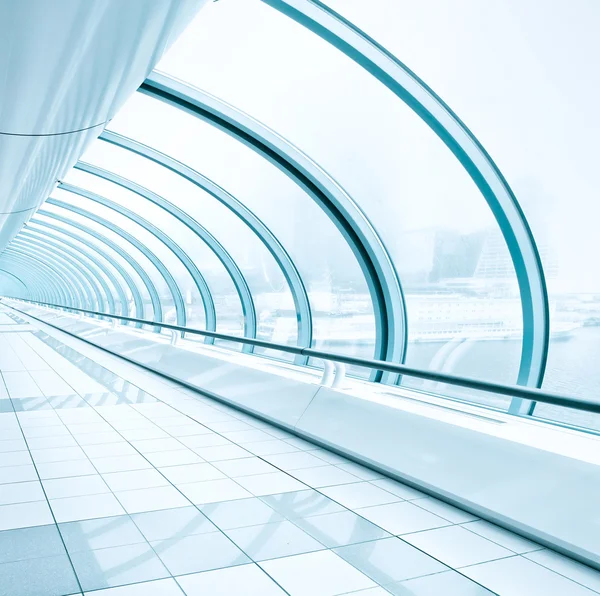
[141,71,408,383]
[30,217,141,322]
[24,223,127,317]
[1,252,69,305]
[12,236,104,313]
[50,190,187,330]
[75,161,255,343]
[11,297,598,418]
[100,130,313,364]
[37,208,160,326]
[19,229,115,314]
[0,268,30,297]
[5,247,78,307]
[264,0,550,408]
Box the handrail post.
[320,360,334,386]
[331,362,347,389]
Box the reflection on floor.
[1,306,600,595]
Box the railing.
[4,296,600,416]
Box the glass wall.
[1,0,598,430]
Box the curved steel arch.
[5,246,78,308]
[12,235,105,313]
[51,189,187,330]
[75,161,253,343]
[99,130,312,363]
[264,0,549,400]
[0,261,52,304]
[0,263,46,302]
[18,230,114,314]
[0,268,30,297]
[10,240,97,311]
[1,251,69,306]
[141,71,407,383]
[23,224,124,317]
[31,216,140,322]
[12,239,99,316]
[37,208,161,327]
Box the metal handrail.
[5,297,600,415]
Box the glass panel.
[317,0,600,425]
[151,0,522,399]
[35,206,154,319]
[62,168,208,331]
[25,223,123,314]
[74,146,244,335]
[50,187,182,324]
[105,93,376,366]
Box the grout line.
[2,306,595,595]
[8,411,85,594]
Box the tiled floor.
[1,305,600,595]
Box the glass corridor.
[1,1,600,595]
[1,0,599,433]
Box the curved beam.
[50,190,187,330]
[23,224,125,317]
[0,264,45,302]
[1,251,68,306]
[0,263,39,298]
[99,130,312,363]
[0,268,30,297]
[141,71,408,382]
[6,246,78,308]
[38,208,160,328]
[264,0,549,398]
[75,161,252,344]
[18,230,114,314]
[31,217,140,322]
[12,237,104,313]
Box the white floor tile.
[290,466,363,488]
[30,446,88,464]
[82,442,138,459]
[225,520,325,561]
[0,500,53,530]
[37,459,98,480]
[176,563,286,595]
[178,478,253,504]
[463,520,543,554]
[160,463,225,484]
[50,492,126,522]
[144,449,203,468]
[356,501,450,535]
[244,440,301,456]
[114,485,189,514]
[235,472,307,497]
[462,555,598,596]
[261,549,376,596]
[320,482,401,509]
[43,475,111,499]
[524,550,600,592]
[0,464,38,484]
[403,525,513,567]
[213,457,279,478]
[83,577,183,596]
[262,451,329,471]
[413,497,479,523]
[91,454,152,474]
[0,481,45,505]
[194,445,251,462]
[369,478,426,500]
[102,469,170,492]
[200,497,284,530]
